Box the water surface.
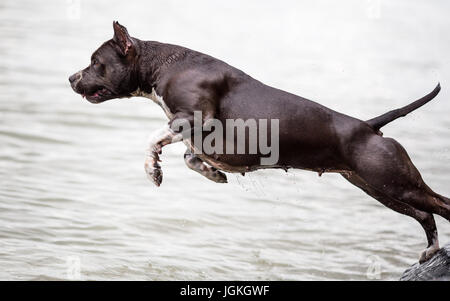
[0,0,449,280]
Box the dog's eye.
[91,59,104,76]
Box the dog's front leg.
[146,108,216,186]
[145,125,183,186]
[184,150,227,183]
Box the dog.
[70,21,450,263]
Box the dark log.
[400,243,450,281]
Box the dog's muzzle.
[68,71,82,91]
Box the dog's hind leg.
[342,173,439,263]
[426,192,450,222]
[344,133,450,262]
[348,134,450,221]
[184,150,227,183]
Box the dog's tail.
[366,83,441,132]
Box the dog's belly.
[183,138,351,175]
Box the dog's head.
[69,21,139,103]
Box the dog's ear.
[113,21,134,56]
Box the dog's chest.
[132,88,174,119]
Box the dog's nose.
[69,73,81,84]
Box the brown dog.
[70,22,449,263]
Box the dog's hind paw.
[144,160,163,187]
[419,245,440,263]
[207,169,228,183]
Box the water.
[0,0,449,280]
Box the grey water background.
[0,0,449,280]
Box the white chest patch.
[131,88,174,119]
[132,88,204,163]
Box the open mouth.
[82,87,113,103]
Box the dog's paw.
[208,170,228,183]
[419,245,440,263]
[144,160,163,187]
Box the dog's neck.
[133,40,188,94]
